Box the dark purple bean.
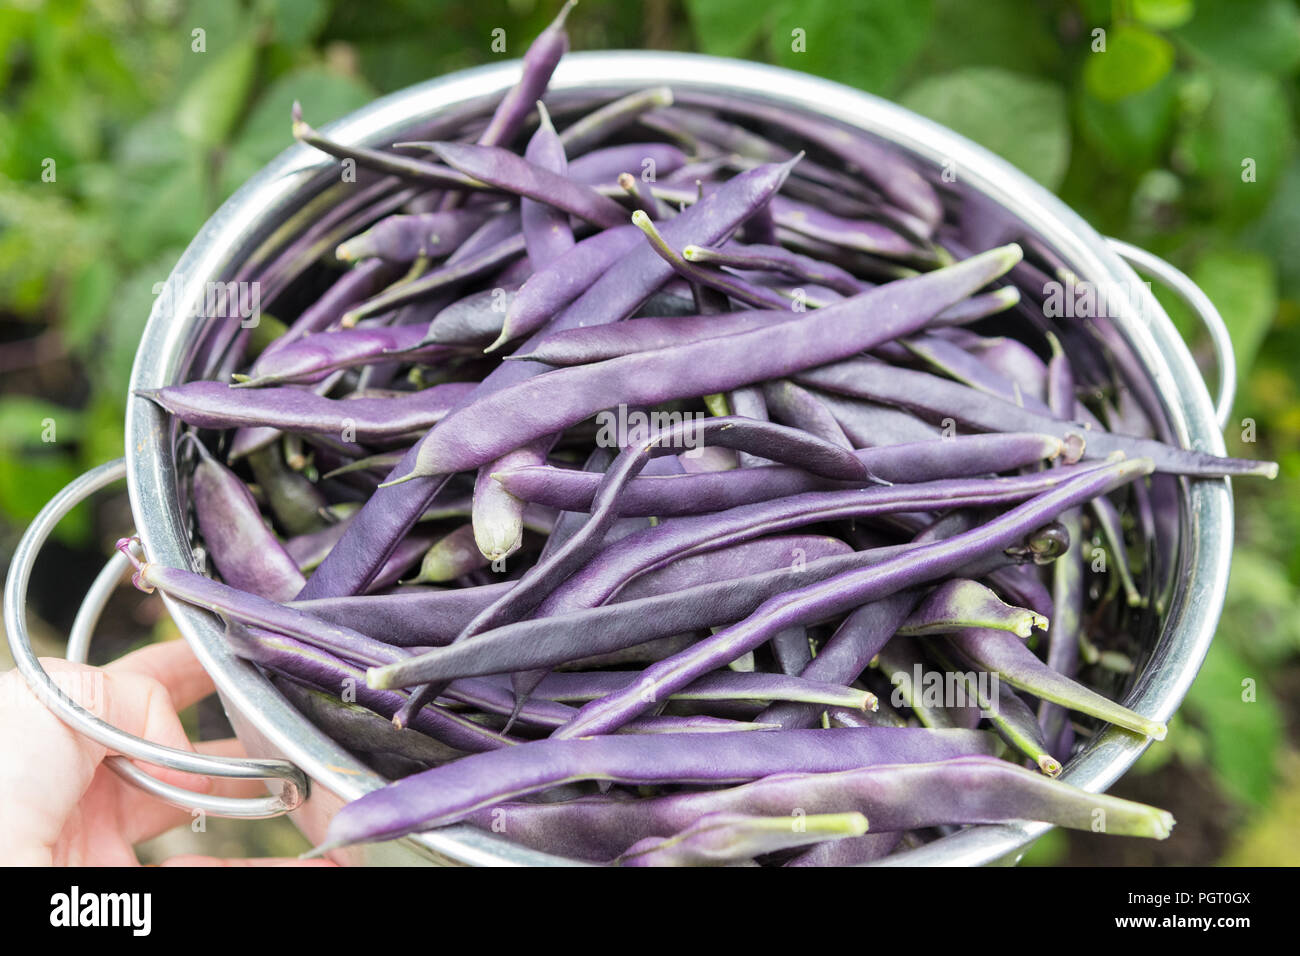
[494,432,1066,515]
[945,627,1167,739]
[761,379,852,450]
[525,670,874,711]
[897,578,1047,638]
[615,811,868,866]
[529,465,1102,620]
[273,677,464,767]
[419,287,517,346]
[225,623,514,753]
[1041,508,1084,758]
[340,233,527,326]
[770,196,925,262]
[565,143,688,185]
[241,324,457,387]
[292,582,513,647]
[419,141,628,229]
[298,159,805,600]
[316,727,998,850]
[395,245,1022,480]
[558,87,674,156]
[520,102,575,269]
[674,90,943,226]
[489,226,644,351]
[187,436,305,602]
[797,357,1278,479]
[336,209,496,263]
[139,380,474,442]
[546,457,1151,737]
[365,513,1048,689]
[292,104,484,190]
[508,308,791,366]
[475,0,574,149]
[118,538,403,668]
[465,755,1172,861]
[683,241,868,296]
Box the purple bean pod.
[316,727,998,850]
[336,208,496,264]
[397,244,1022,480]
[139,380,475,442]
[548,457,1151,738]
[945,627,1167,739]
[896,578,1048,638]
[462,755,1172,861]
[797,357,1278,478]
[185,436,305,603]
[614,811,868,867]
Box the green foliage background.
[1,0,1296,863]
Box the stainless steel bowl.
[6,51,1235,866]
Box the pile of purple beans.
[123,4,1277,864]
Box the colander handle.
[1107,237,1236,430]
[3,458,309,820]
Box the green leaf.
[1240,158,1300,298]
[176,37,259,148]
[64,258,116,355]
[1192,249,1276,382]
[264,0,331,47]
[772,0,933,95]
[1174,68,1292,221]
[117,156,211,263]
[0,450,88,541]
[1183,639,1282,807]
[100,248,189,403]
[1084,24,1174,102]
[684,0,773,58]
[1076,72,1177,170]
[1175,0,1300,75]
[913,0,1059,76]
[901,67,1070,189]
[0,396,84,451]
[1133,0,1195,30]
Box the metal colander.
[5,52,1236,866]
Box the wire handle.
[1108,237,1236,430]
[3,458,308,820]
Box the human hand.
[0,638,333,867]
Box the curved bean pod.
[548,457,1151,737]
[316,727,999,850]
[462,755,1173,862]
[396,244,1023,480]
[139,380,475,442]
